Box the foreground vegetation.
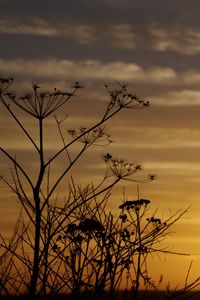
[0,78,199,299]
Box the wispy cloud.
[0,18,137,48]
[146,161,200,172]
[182,70,200,84]
[0,18,57,36]
[111,126,200,150]
[1,15,200,56]
[153,90,200,106]
[0,18,94,43]
[0,58,178,84]
[150,26,200,55]
[105,24,137,49]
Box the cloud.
[146,67,177,83]
[0,58,178,85]
[153,90,200,106]
[0,18,94,44]
[0,17,138,49]
[0,17,141,51]
[150,26,200,55]
[105,24,137,49]
[146,161,200,172]
[182,70,200,84]
[107,24,137,49]
[2,13,200,56]
[0,18,57,36]
[111,126,200,150]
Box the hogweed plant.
[0,77,152,299]
[0,78,199,300]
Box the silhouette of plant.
[45,189,191,300]
[0,77,199,300]
[0,78,152,299]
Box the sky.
[1,0,200,290]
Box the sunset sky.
[1,0,200,290]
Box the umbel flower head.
[68,126,112,146]
[1,81,80,119]
[103,153,156,182]
[78,218,105,232]
[105,82,149,110]
[103,153,142,179]
[119,199,151,210]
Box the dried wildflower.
[146,217,161,225]
[119,199,151,210]
[78,218,104,232]
[103,154,142,179]
[105,83,149,110]
[2,83,77,119]
[68,126,111,146]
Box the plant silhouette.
[0,78,199,300]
